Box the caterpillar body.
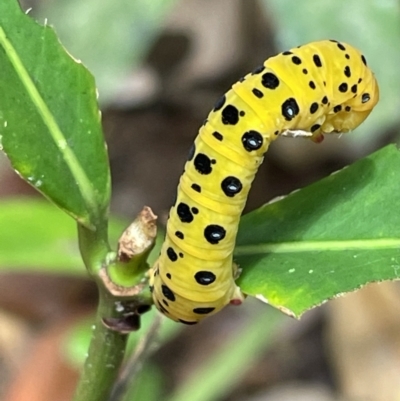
[149,40,379,324]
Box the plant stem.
[77,221,110,276]
[73,290,129,401]
[110,313,163,401]
[74,207,158,401]
[73,223,129,401]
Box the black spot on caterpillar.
[149,40,379,323]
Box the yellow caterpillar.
[149,40,379,324]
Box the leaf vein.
[0,25,98,220]
[235,238,400,255]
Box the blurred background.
[0,0,400,400]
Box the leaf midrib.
[234,238,400,255]
[0,24,98,219]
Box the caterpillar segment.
[149,40,379,324]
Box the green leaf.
[262,0,400,144]
[0,199,125,275]
[0,0,110,229]
[235,145,400,317]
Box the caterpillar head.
[319,71,379,141]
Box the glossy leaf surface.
[236,145,400,317]
[0,0,110,228]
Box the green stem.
[78,222,110,276]
[108,256,151,288]
[72,290,129,401]
[111,314,163,401]
[73,223,129,401]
